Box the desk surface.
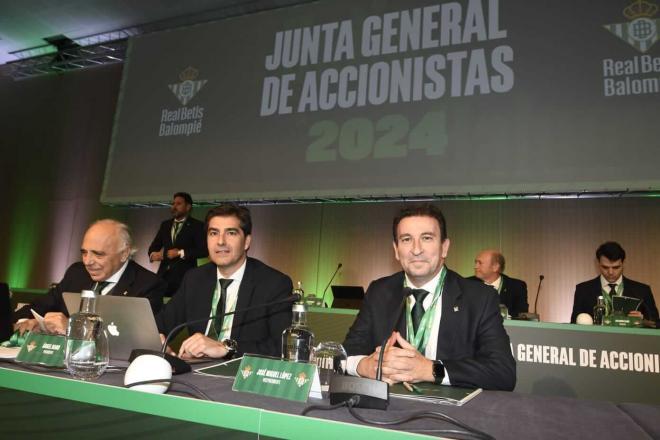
[1,363,658,440]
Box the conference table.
[3,292,659,438]
[1,360,659,440]
[309,308,660,405]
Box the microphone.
[376,288,410,381]
[329,287,408,410]
[320,263,342,308]
[519,275,543,321]
[126,293,301,390]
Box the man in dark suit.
[13,219,166,335]
[156,203,293,359]
[343,205,516,391]
[148,192,207,296]
[571,241,658,326]
[469,249,528,318]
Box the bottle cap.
[81,290,96,298]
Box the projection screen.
[102,0,660,204]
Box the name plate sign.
[15,333,66,367]
[232,355,321,402]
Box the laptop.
[330,285,365,309]
[63,292,162,362]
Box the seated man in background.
[469,249,528,318]
[148,192,207,296]
[13,219,166,335]
[156,203,293,360]
[343,205,516,391]
[571,241,658,326]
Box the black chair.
[0,282,11,341]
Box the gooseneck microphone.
[320,263,342,308]
[534,274,545,315]
[127,293,302,378]
[330,287,409,410]
[376,288,410,381]
[518,275,544,321]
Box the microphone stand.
[520,275,544,321]
[329,288,409,410]
[320,263,342,308]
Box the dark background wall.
[1,64,658,324]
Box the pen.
[402,381,422,394]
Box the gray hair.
[90,219,137,257]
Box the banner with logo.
[102,0,659,204]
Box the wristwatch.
[222,339,238,359]
[432,360,445,384]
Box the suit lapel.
[231,258,256,340]
[107,261,135,297]
[436,269,462,354]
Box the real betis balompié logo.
[294,372,309,387]
[604,0,659,53]
[241,365,253,379]
[168,67,208,105]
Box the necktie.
[172,221,183,242]
[409,288,429,334]
[608,283,617,297]
[94,281,111,295]
[214,279,234,337]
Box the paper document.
[30,309,47,332]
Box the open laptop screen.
[63,293,161,361]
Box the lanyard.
[405,266,447,352]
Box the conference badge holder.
[231,354,322,402]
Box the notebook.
[330,285,365,309]
[63,292,162,362]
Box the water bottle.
[593,296,606,326]
[282,303,314,362]
[65,290,109,380]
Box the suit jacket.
[467,274,529,318]
[13,261,167,321]
[148,216,207,295]
[343,269,516,391]
[155,257,293,357]
[571,276,659,323]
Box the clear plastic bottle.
[64,290,109,380]
[282,303,314,362]
[593,295,606,325]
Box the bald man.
[13,219,166,335]
[470,249,528,319]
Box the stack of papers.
[0,347,21,359]
[390,383,482,406]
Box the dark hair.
[392,204,447,242]
[173,192,193,206]
[596,241,625,262]
[205,203,252,236]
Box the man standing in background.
[149,192,207,296]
